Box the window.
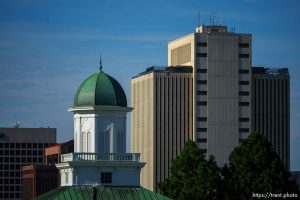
[197,117,207,121]
[197,138,207,143]
[197,91,207,95]
[197,42,207,47]
[239,54,249,58]
[239,128,249,132]
[101,172,112,184]
[197,69,207,73]
[239,118,249,122]
[197,101,207,106]
[197,53,207,57]
[197,80,207,84]
[239,81,249,85]
[239,102,249,106]
[201,149,207,153]
[239,91,249,96]
[239,43,249,48]
[197,128,207,132]
[239,69,249,74]
[65,172,69,184]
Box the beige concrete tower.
[168,25,252,166]
[131,66,193,191]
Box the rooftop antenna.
[197,8,200,28]
[212,12,215,25]
[99,54,103,71]
[205,9,208,25]
[13,121,20,128]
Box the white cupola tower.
[56,60,145,187]
[70,67,130,154]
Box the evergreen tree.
[158,140,222,200]
[223,132,299,199]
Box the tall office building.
[251,67,290,169]
[131,66,193,191]
[168,25,252,166]
[0,128,56,200]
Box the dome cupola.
[73,60,127,107]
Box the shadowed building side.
[251,67,290,170]
[131,66,193,191]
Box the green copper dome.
[74,71,127,107]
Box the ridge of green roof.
[33,186,171,200]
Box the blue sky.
[0,0,299,170]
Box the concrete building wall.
[131,73,155,191]
[168,26,252,166]
[131,67,193,191]
[206,34,240,166]
[252,67,290,169]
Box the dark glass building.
[251,67,290,169]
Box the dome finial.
[99,54,103,71]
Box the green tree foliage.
[223,132,299,199]
[158,140,222,200]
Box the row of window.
[197,128,207,132]
[197,117,249,122]
[0,156,43,163]
[197,101,249,106]
[0,165,21,170]
[0,150,43,156]
[0,143,49,149]
[197,128,250,133]
[197,69,250,79]
[197,80,207,84]
[0,185,21,191]
[196,42,250,48]
[197,91,249,96]
[196,53,250,58]
[0,193,20,199]
[197,138,207,143]
[197,91,207,95]
[0,171,20,177]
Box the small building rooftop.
[196,25,228,33]
[133,65,193,79]
[252,67,289,76]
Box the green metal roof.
[74,71,127,107]
[32,186,171,200]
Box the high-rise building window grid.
[0,142,50,199]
